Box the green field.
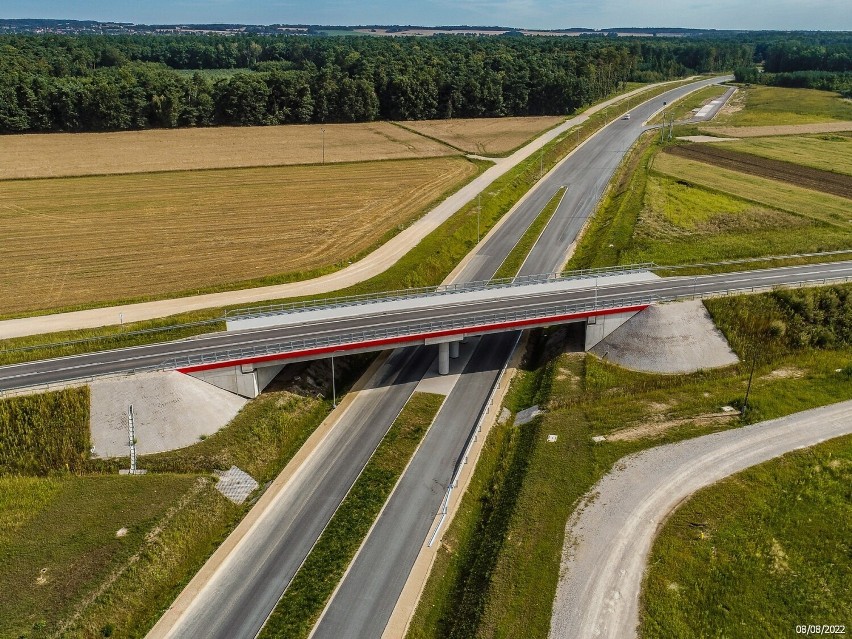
[640,434,852,639]
[713,85,852,126]
[0,389,336,638]
[719,133,852,176]
[0,473,204,638]
[568,135,852,269]
[409,301,852,639]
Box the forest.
[0,35,755,133]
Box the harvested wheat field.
[0,122,457,180]
[397,116,565,156]
[0,157,478,314]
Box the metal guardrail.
[167,274,852,371]
[2,274,850,397]
[225,263,655,321]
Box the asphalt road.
[140,76,732,639]
[309,77,743,638]
[3,260,850,392]
[156,346,434,639]
[548,401,852,639]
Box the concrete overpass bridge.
[173,260,852,397]
[2,261,849,397]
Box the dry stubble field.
[397,116,565,155]
[0,122,457,180]
[0,157,478,314]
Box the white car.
[622,113,631,120]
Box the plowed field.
[664,144,852,199]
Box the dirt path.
[0,80,686,341]
[549,400,852,639]
[665,144,852,198]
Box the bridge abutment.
[189,363,285,399]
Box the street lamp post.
[331,355,336,408]
[477,193,481,243]
[321,127,325,164]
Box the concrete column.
[438,342,450,375]
[449,341,460,359]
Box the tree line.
[0,34,756,133]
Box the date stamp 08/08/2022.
[796,626,846,635]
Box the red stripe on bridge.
[177,304,649,374]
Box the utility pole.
[477,193,481,243]
[321,127,326,164]
[743,352,757,417]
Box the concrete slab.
[591,300,739,374]
[214,466,259,505]
[415,338,477,395]
[515,405,544,425]
[89,371,248,458]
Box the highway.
[3,261,850,392]
[548,401,852,639]
[139,75,730,638]
[308,76,745,638]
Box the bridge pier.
[438,342,450,375]
[449,341,460,359]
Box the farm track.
[665,144,852,199]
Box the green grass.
[493,186,566,279]
[0,310,224,367]
[0,387,340,637]
[720,133,852,176]
[595,149,852,267]
[409,292,852,639]
[0,473,203,639]
[0,387,90,476]
[640,434,852,639]
[652,153,851,226]
[566,132,657,269]
[714,85,852,126]
[649,84,731,124]
[258,392,445,639]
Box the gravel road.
[549,400,852,639]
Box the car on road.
[622,113,631,120]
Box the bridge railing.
[2,273,849,396]
[169,273,852,371]
[224,263,655,321]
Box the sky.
[1,0,850,31]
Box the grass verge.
[258,392,445,639]
[408,292,852,639]
[0,387,90,475]
[640,434,852,638]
